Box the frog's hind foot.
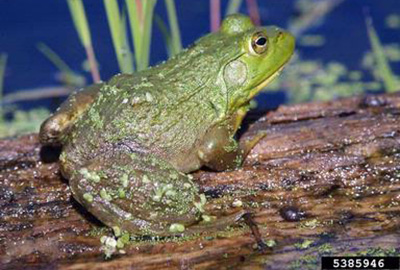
[39,83,103,145]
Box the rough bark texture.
[1,93,399,270]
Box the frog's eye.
[250,32,268,55]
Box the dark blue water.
[0,0,399,110]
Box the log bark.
[1,93,399,270]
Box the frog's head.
[213,14,295,113]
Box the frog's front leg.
[39,83,103,145]
[197,123,265,171]
[68,148,243,236]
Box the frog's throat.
[248,64,286,100]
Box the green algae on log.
[1,93,400,269]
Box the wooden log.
[1,93,399,269]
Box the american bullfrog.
[39,14,295,236]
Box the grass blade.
[154,15,173,57]
[0,54,7,122]
[66,0,101,82]
[365,15,398,92]
[2,87,72,104]
[121,8,135,71]
[37,43,85,87]
[104,0,134,74]
[226,0,243,16]
[67,0,91,47]
[139,0,157,70]
[289,0,344,37]
[37,43,73,74]
[164,0,182,56]
[125,0,143,68]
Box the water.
[0,0,399,111]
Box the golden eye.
[251,32,268,54]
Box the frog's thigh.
[197,125,243,171]
[69,149,203,236]
[39,83,103,145]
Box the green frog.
[39,14,295,236]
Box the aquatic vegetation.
[0,51,51,138]
[104,0,135,73]
[365,15,398,92]
[0,108,50,138]
[265,17,400,103]
[37,43,86,88]
[164,0,182,56]
[386,13,400,29]
[67,0,101,82]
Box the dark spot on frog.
[279,206,306,222]
[40,145,62,163]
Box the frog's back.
[59,27,247,172]
[62,54,225,170]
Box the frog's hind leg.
[39,83,104,145]
[68,149,208,236]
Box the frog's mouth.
[248,64,286,100]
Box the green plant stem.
[66,0,101,82]
[104,0,134,74]
[365,16,397,92]
[226,0,243,16]
[164,0,182,56]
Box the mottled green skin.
[39,15,295,236]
